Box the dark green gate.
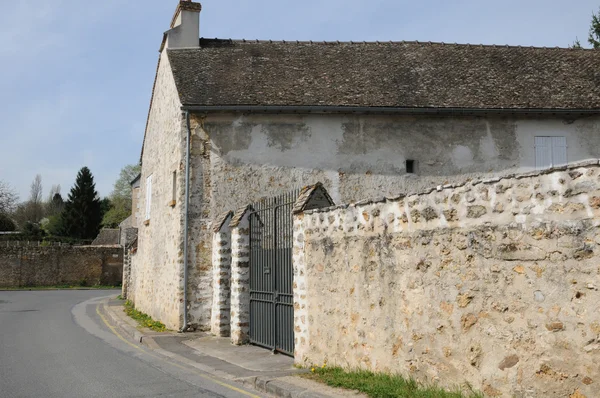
[249,189,299,356]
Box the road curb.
[98,300,152,346]
[99,299,341,398]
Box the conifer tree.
[61,167,102,239]
[589,7,600,49]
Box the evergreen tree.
[589,7,600,49]
[61,167,102,239]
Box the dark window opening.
[406,159,415,174]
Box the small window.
[406,159,415,174]
[145,175,153,220]
[535,137,566,169]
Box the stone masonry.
[0,244,123,287]
[130,45,187,330]
[294,160,600,398]
[229,206,251,345]
[210,211,233,336]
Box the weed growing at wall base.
[304,366,482,398]
[123,300,166,332]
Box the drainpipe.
[181,110,191,332]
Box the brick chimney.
[164,1,201,49]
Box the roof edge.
[192,37,599,51]
[181,105,600,115]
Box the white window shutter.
[146,175,152,220]
[551,136,567,167]
[535,137,552,169]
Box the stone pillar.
[121,249,130,299]
[292,213,310,363]
[229,206,251,345]
[210,212,233,337]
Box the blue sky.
[0,0,597,200]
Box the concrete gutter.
[99,300,351,398]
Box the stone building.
[128,0,600,332]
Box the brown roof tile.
[168,39,600,110]
[213,211,233,232]
[292,183,335,214]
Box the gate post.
[229,206,251,345]
[292,212,310,363]
[291,183,335,363]
[211,211,233,337]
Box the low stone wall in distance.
[293,160,600,398]
[0,244,123,287]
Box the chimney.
[164,1,201,49]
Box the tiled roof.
[91,229,120,246]
[292,183,335,214]
[168,39,600,110]
[213,211,233,232]
[229,205,252,228]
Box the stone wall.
[294,160,600,398]
[210,212,232,336]
[131,47,187,330]
[183,112,600,331]
[0,245,123,287]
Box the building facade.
[128,0,600,332]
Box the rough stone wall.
[122,247,132,298]
[184,116,213,330]
[0,245,122,287]
[211,215,232,336]
[199,113,600,211]
[131,48,186,330]
[294,160,600,398]
[180,112,600,331]
[230,212,251,345]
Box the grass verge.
[303,366,482,398]
[123,300,167,332]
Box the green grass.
[123,300,167,332]
[304,366,482,398]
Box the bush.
[0,213,16,232]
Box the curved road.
[0,290,264,398]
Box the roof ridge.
[197,37,596,51]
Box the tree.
[28,174,44,223]
[61,167,102,239]
[0,180,18,215]
[45,185,64,217]
[589,7,600,49]
[102,164,141,228]
[42,214,63,236]
[0,213,16,231]
[573,8,600,49]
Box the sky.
[0,0,597,201]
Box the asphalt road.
[0,290,264,398]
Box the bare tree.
[30,175,43,204]
[45,184,64,217]
[28,174,44,223]
[47,184,61,202]
[0,180,18,215]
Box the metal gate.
[249,189,299,356]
